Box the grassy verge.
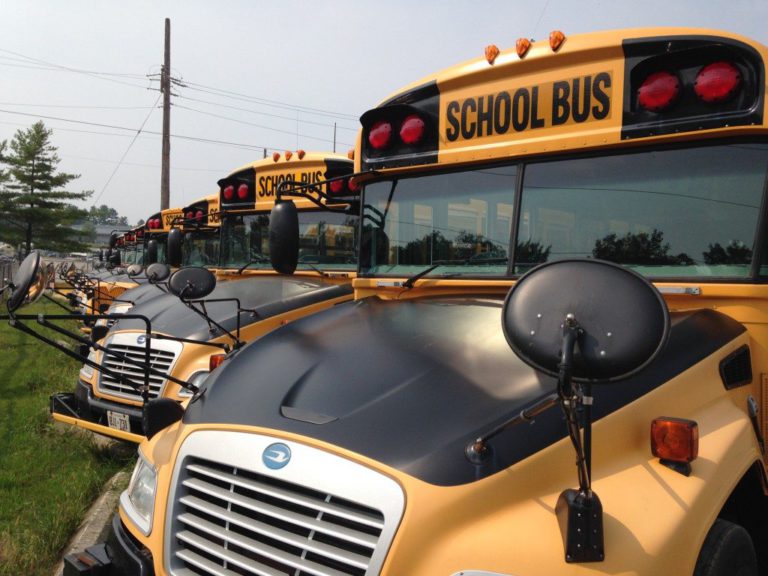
[0,298,133,575]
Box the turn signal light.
[209,354,226,371]
[694,61,741,103]
[368,120,392,150]
[651,417,698,462]
[638,71,680,112]
[223,185,234,200]
[237,184,249,199]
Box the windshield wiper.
[402,264,441,289]
[237,256,269,274]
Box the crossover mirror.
[146,263,171,283]
[502,259,669,383]
[167,266,216,301]
[7,251,41,312]
[126,264,143,277]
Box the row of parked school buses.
[3,26,768,576]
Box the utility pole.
[160,18,171,210]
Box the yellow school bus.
[51,153,358,444]
[70,28,768,575]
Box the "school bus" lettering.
[258,170,323,197]
[445,72,611,141]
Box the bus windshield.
[181,231,219,267]
[220,210,358,271]
[361,142,768,279]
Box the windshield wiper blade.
[402,264,440,289]
[237,256,269,274]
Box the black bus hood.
[111,275,351,341]
[186,296,745,486]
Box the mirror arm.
[184,297,244,349]
[42,291,77,313]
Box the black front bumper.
[63,515,154,576]
[50,380,145,436]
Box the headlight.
[179,370,210,397]
[120,450,157,535]
[79,349,98,380]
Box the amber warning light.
[651,417,698,464]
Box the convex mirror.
[167,267,216,301]
[502,259,670,383]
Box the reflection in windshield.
[361,143,768,279]
[220,210,358,271]
[182,231,219,267]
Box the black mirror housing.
[167,228,183,268]
[143,398,185,440]
[146,239,158,264]
[269,200,299,274]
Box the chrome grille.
[167,432,404,576]
[96,334,181,401]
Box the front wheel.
[693,518,758,576]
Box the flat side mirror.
[502,259,669,382]
[109,232,118,248]
[143,398,184,440]
[126,264,143,277]
[146,262,171,283]
[146,239,158,264]
[168,267,216,300]
[8,251,41,312]
[167,228,183,268]
[269,200,299,274]
[109,251,121,267]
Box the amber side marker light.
[516,37,531,58]
[651,417,698,476]
[209,354,226,371]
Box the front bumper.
[63,515,154,576]
[50,380,145,443]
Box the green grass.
[0,298,133,575]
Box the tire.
[693,519,758,576]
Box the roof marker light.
[237,184,248,199]
[485,44,500,65]
[285,150,293,160]
[638,71,680,112]
[273,152,281,162]
[400,114,425,145]
[516,38,531,58]
[695,61,742,103]
[347,148,355,160]
[549,30,565,51]
[651,417,698,463]
[368,120,392,150]
[297,149,306,159]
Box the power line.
[92,93,162,205]
[176,94,359,132]
[0,108,263,150]
[173,103,353,148]
[183,82,359,121]
[0,101,156,111]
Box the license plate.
[107,410,130,432]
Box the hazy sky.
[1,0,767,225]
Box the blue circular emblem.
[262,443,291,470]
